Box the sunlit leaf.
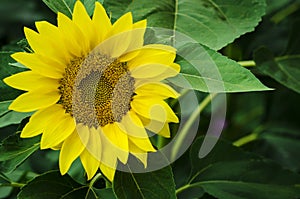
[0,134,40,173]
[254,47,300,93]
[0,52,25,102]
[113,165,176,199]
[104,0,266,50]
[0,101,32,128]
[168,43,270,92]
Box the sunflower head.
[4,1,180,181]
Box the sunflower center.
[58,52,135,127]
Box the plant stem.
[0,182,25,188]
[89,173,103,188]
[233,125,265,147]
[238,60,256,67]
[271,2,300,24]
[171,93,217,160]
[175,184,190,194]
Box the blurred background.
[0,0,55,49]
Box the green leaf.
[0,52,25,101]
[104,0,266,50]
[244,126,300,173]
[254,47,300,93]
[94,188,117,199]
[18,171,106,199]
[0,101,32,128]
[42,0,104,18]
[113,165,176,199]
[175,137,300,199]
[0,134,40,173]
[199,182,300,199]
[168,44,270,92]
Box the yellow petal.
[24,27,67,64]
[97,12,132,58]
[127,44,176,69]
[157,123,171,138]
[57,12,85,57]
[126,19,147,52]
[111,12,133,36]
[21,104,64,138]
[128,135,155,152]
[11,52,64,79]
[72,1,96,50]
[130,63,178,79]
[99,163,116,181]
[51,142,63,150]
[85,127,102,162]
[40,114,76,149]
[131,96,179,123]
[3,71,59,91]
[133,63,180,89]
[35,21,69,61]
[98,127,118,171]
[59,124,90,175]
[129,140,148,168]
[119,110,148,138]
[135,82,179,99]
[138,115,167,136]
[92,2,112,43]
[118,50,141,62]
[80,149,100,180]
[102,123,129,164]
[9,89,60,112]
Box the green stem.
[238,60,256,67]
[0,182,25,188]
[271,2,300,24]
[176,184,190,194]
[233,125,265,147]
[106,180,112,188]
[171,93,217,161]
[89,173,103,188]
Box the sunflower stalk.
[171,93,217,161]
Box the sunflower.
[4,1,180,181]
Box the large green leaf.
[0,134,40,173]
[94,188,117,199]
[0,101,32,128]
[113,165,176,199]
[168,44,270,92]
[0,52,25,102]
[104,0,266,50]
[199,182,300,199]
[244,126,300,173]
[254,47,300,93]
[42,0,104,18]
[175,137,300,199]
[18,171,110,199]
